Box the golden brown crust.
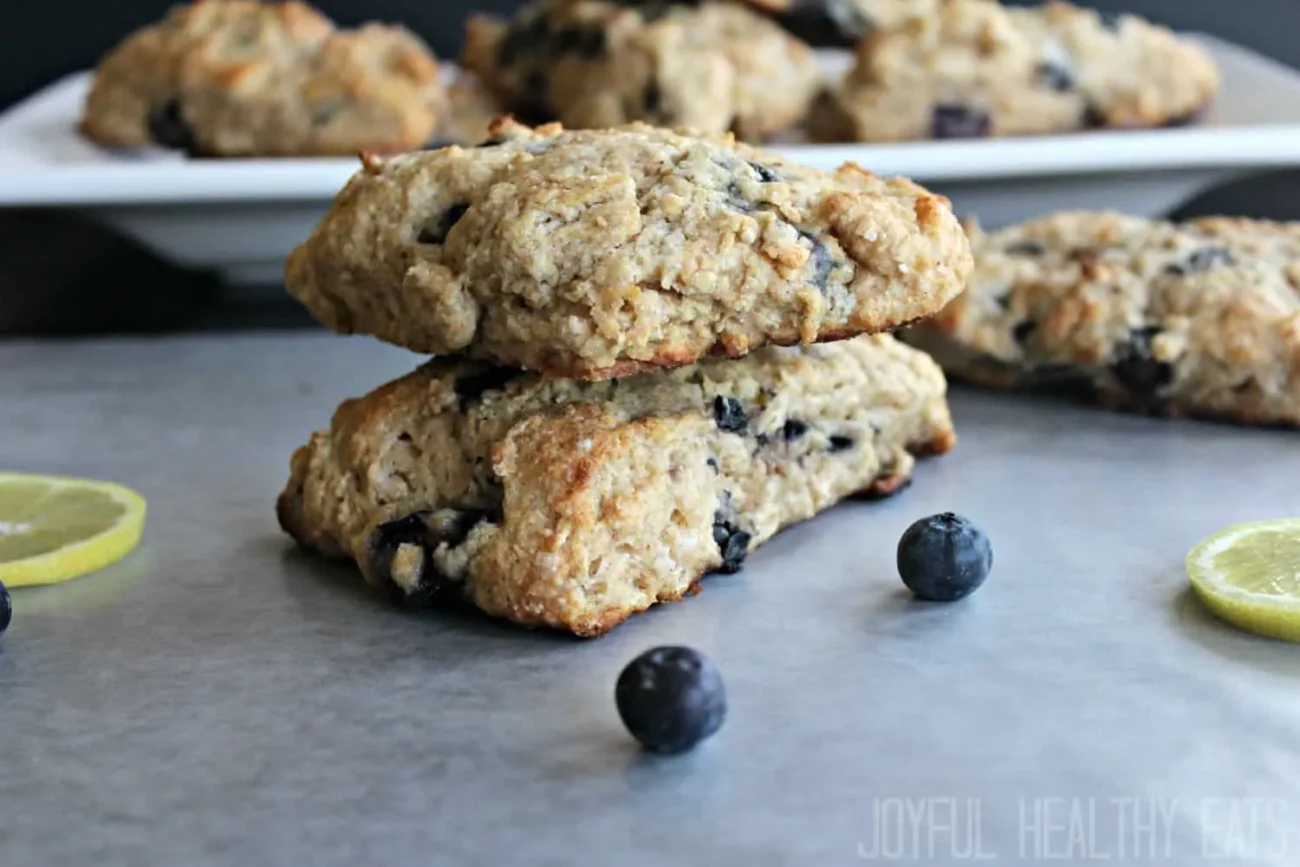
[277,335,957,635]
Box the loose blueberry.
[897,512,993,602]
[712,516,751,573]
[0,580,10,636]
[615,646,726,754]
[931,104,991,139]
[712,396,748,434]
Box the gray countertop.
[2,332,1299,866]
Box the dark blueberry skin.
[897,512,993,602]
[748,161,780,183]
[1111,327,1173,402]
[642,80,663,119]
[147,98,199,153]
[713,396,749,434]
[1035,61,1075,93]
[828,435,855,452]
[1005,240,1046,256]
[615,646,726,754]
[773,1,873,48]
[418,203,469,245]
[368,510,494,604]
[0,580,10,636]
[1164,246,1234,276]
[1081,103,1108,129]
[931,104,991,139]
[798,230,835,290]
[454,367,525,411]
[712,515,752,574]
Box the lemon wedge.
[1187,518,1300,643]
[0,472,146,587]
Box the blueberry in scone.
[276,335,957,636]
[808,0,1219,142]
[460,0,823,140]
[744,0,939,48]
[903,211,1300,427]
[285,118,973,380]
[80,0,444,157]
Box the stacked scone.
[276,119,974,635]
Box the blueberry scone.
[277,335,956,636]
[81,0,443,157]
[460,0,822,140]
[904,212,1300,426]
[285,119,972,380]
[810,0,1219,142]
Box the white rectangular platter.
[1,33,1299,285]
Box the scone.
[81,0,443,157]
[285,119,973,380]
[277,335,956,636]
[810,0,1219,142]
[460,0,822,140]
[904,211,1300,427]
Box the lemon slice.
[1187,518,1300,643]
[0,472,146,587]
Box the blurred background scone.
[810,0,1220,141]
[461,0,823,140]
[80,0,445,156]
